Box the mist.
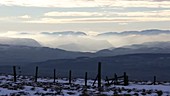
[1,30,170,52]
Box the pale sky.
[0,0,170,51]
[0,0,170,33]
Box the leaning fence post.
[69,70,72,84]
[114,73,118,85]
[106,76,110,85]
[35,66,38,82]
[54,69,56,83]
[92,74,98,86]
[13,66,17,82]
[85,72,87,86]
[98,62,101,91]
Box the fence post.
[35,66,38,82]
[114,73,118,85]
[125,76,129,86]
[85,72,87,86]
[98,62,101,91]
[124,72,129,86]
[154,76,156,85]
[92,74,98,86]
[13,66,16,82]
[106,76,110,85]
[69,70,72,84]
[54,69,56,83]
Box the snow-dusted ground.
[0,74,170,96]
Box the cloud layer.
[1,9,170,24]
[0,0,170,32]
[1,0,170,8]
[1,29,170,52]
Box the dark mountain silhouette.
[1,41,170,65]
[1,41,170,80]
[26,53,170,81]
[0,44,93,65]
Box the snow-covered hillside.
[0,74,170,96]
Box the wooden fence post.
[154,76,156,85]
[98,62,101,91]
[124,72,129,86]
[13,66,16,82]
[69,70,72,84]
[106,76,110,85]
[114,73,118,85]
[92,74,98,86]
[54,69,56,83]
[125,76,129,86]
[85,72,87,86]
[35,66,38,82]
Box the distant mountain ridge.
[1,41,170,80]
[1,41,170,65]
[41,31,87,36]
[0,37,41,47]
[0,44,93,65]
[41,29,170,37]
[97,29,170,36]
[124,41,170,49]
[96,41,170,56]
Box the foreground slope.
[0,74,170,96]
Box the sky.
[0,0,170,33]
[0,0,170,51]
